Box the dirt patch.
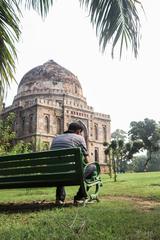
[103,195,160,211]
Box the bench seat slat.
[0,163,77,176]
[0,179,82,189]
[0,148,79,162]
[0,171,83,189]
[0,156,75,169]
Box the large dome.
[15,60,84,101]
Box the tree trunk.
[108,155,112,178]
[144,149,152,171]
[112,155,117,182]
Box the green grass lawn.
[101,171,160,200]
[1,172,160,240]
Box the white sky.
[5,0,160,133]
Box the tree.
[0,112,31,155]
[0,0,143,98]
[117,139,125,173]
[128,155,147,172]
[111,129,127,141]
[0,112,16,154]
[124,139,144,161]
[128,118,160,170]
[148,151,160,171]
[112,139,143,174]
[104,139,125,181]
[104,138,144,180]
[111,129,127,173]
[11,140,32,154]
[104,140,118,182]
[129,153,160,172]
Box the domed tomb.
[14,60,84,103]
[1,59,111,173]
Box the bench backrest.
[0,148,84,189]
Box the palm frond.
[0,0,54,100]
[0,0,21,99]
[80,0,143,58]
[19,0,54,18]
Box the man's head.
[67,122,84,134]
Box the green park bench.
[0,147,102,204]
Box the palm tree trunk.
[112,154,117,182]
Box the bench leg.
[85,180,101,203]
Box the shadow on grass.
[118,180,127,182]
[0,201,74,213]
[150,184,160,187]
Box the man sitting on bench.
[51,122,96,205]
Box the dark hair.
[65,122,84,133]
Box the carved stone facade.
[1,60,111,170]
